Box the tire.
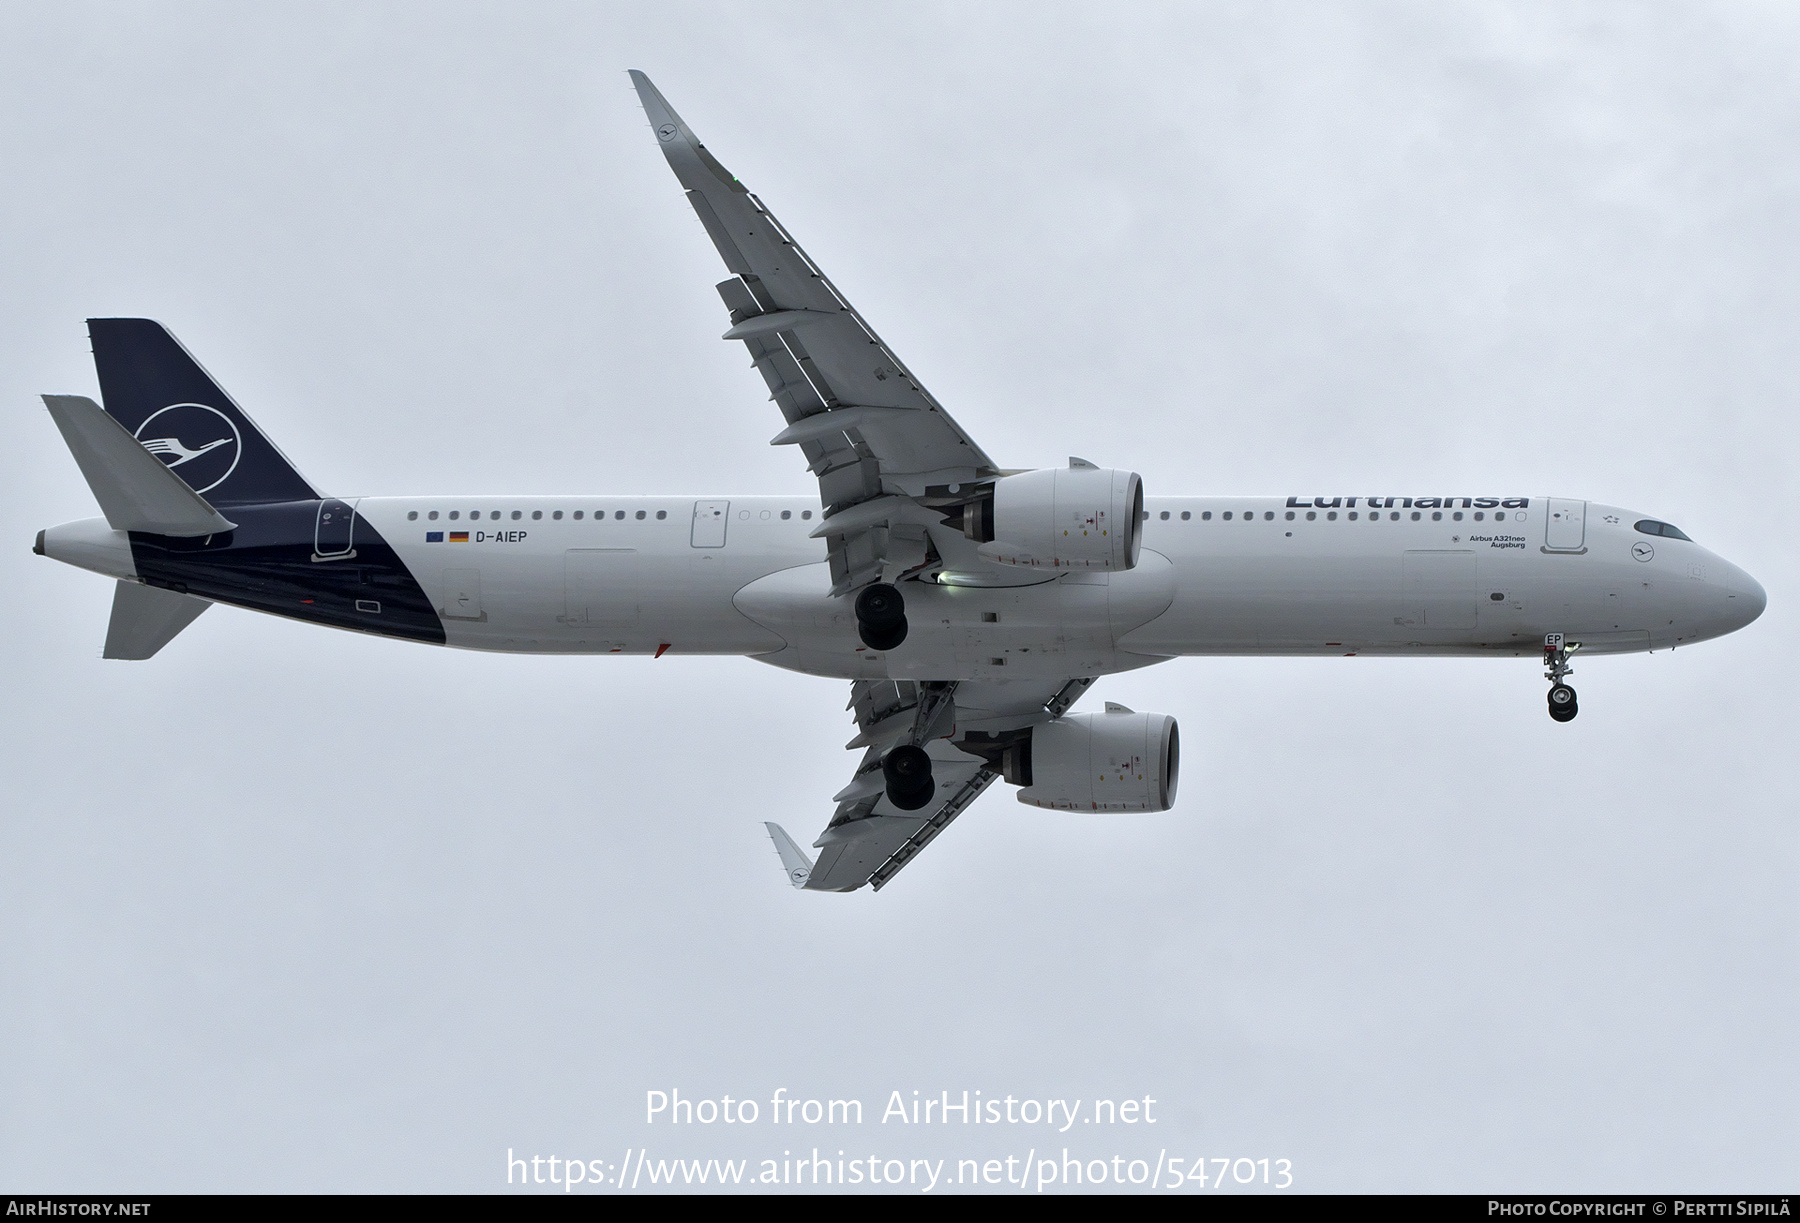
[883,744,935,810]
[855,582,908,651]
[1549,704,1578,723]
[1548,683,1577,710]
[855,583,905,631]
[859,621,908,652]
[888,777,936,810]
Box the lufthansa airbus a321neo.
[35,72,1766,892]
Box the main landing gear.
[882,744,936,810]
[855,583,908,651]
[879,683,955,811]
[1544,633,1579,723]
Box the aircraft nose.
[1725,563,1767,630]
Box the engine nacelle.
[1010,709,1179,812]
[967,463,1143,571]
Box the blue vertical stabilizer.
[88,318,318,507]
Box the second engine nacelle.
[1008,708,1179,812]
[966,462,1143,571]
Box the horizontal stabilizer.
[764,822,814,889]
[104,579,209,660]
[44,395,237,537]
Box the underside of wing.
[628,74,1143,893]
[629,70,1003,595]
[801,675,1097,892]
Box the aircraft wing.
[787,675,1096,892]
[630,70,1003,595]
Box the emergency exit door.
[690,500,729,548]
[313,498,358,560]
[1544,499,1587,552]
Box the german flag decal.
[449,531,469,542]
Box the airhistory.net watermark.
[507,1147,1292,1191]
[644,1087,1160,1131]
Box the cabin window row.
[406,508,672,522]
[1152,509,1524,523]
[404,508,815,522]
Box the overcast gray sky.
[2,1,1796,1193]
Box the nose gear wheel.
[1543,635,1580,722]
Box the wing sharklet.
[764,822,815,889]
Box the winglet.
[627,70,748,196]
[44,395,238,537]
[764,822,814,890]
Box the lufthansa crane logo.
[656,123,678,142]
[134,403,241,494]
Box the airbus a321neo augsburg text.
[36,73,1767,892]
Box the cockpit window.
[1634,519,1692,542]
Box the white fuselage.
[339,494,1764,682]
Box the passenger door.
[690,500,729,548]
[314,498,358,560]
[1544,499,1587,552]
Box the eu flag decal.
[426,531,444,542]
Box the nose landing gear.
[1548,683,1577,720]
[1544,633,1580,722]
